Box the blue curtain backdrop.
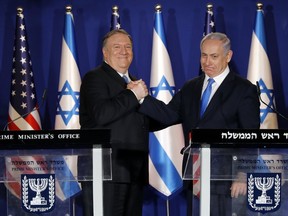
[0,0,288,215]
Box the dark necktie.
[122,75,129,83]
[200,78,215,117]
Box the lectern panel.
[0,129,111,216]
[183,129,288,216]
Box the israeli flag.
[55,6,81,129]
[247,5,278,129]
[148,6,184,198]
[54,6,82,200]
[247,4,282,183]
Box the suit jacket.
[140,71,260,193]
[80,62,149,183]
[141,71,260,145]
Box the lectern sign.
[247,173,281,214]
[21,174,56,213]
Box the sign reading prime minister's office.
[0,129,110,149]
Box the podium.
[183,129,288,216]
[0,129,111,216]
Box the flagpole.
[166,200,170,216]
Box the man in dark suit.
[139,32,260,215]
[80,29,149,216]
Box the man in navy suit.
[80,29,149,216]
[139,32,260,215]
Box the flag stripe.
[149,133,182,193]
[154,12,167,47]
[53,156,81,198]
[63,12,78,60]
[254,10,267,51]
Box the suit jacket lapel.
[102,62,127,87]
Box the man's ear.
[227,50,233,63]
[102,47,107,59]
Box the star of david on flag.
[150,76,175,98]
[56,80,80,126]
[257,79,276,124]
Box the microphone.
[256,81,288,121]
[181,132,192,155]
[3,89,47,131]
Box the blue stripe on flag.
[254,10,267,52]
[154,11,167,47]
[64,13,78,61]
[149,133,182,194]
[53,156,81,198]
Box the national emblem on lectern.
[21,174,55,213]
[247,173,281,214]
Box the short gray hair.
[102,29,133,48]
[200,32,231,55]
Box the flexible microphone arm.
[3,89,47,131]
[256,81,288,121]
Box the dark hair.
[102,29,133,48]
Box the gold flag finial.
[256,2,263,10]
[207,3,213,11]
[66,5,72,13]
[17,7,23,15]
[112,5,119,13]
[155,4,162,12]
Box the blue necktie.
[122,75,129,83]
[200,78,215,117]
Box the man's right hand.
[127,79,148,100]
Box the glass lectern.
[0,129,111,216]
[183,129,288,216]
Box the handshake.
[127,79,148,101]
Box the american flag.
[203,3,216,36]
[5,8,42,199]
[194,3,217,197]
[110,5,121,30]
[7,8,41,131]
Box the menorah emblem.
[22,174,55,213]
[255,177,274,204]
[29,178,48,205]
[247,173,281,214]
